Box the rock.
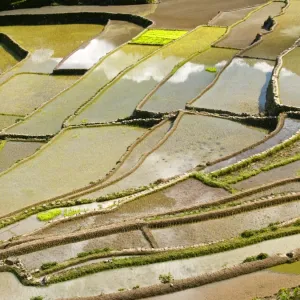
[286,252,294,258]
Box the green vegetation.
[159,273,174,283]
[47,224,300,284]
[63,208,87,217]
[77,247,112,258]
[243,252,269,263]
[0,140,6,152]
[276,287,300,300]
[131,29,187,46]
[41,261,57,270]
[36,208,61,222]
[205,66,217,73]
[30,296,44,300]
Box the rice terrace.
[1,0,300,299]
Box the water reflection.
[59,39,116,70]
[279,67,300,107]
[193,58,274,115]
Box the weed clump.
[41,261,58,270]
[243,252,269,263]
[37,209,61,222]
[159,273,174,284]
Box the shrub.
[241,230,256,238]
[159,273,173,284]
[243,253,269,263]
[30,296,44,300]
[37,209,61,221]
[41,261,57,270]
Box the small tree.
[159,273,173,284]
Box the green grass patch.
[243,252,269,263]
[0,140,6,152]
[37,208,61,222]
[205,66,217,73]
[131,29,187,46]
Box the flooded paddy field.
[152,200,300,247]
[1,2,300,299]
[191,58,274,115]
[80,113,266,199]
[233,160,300,190]
[208,6,258,26]
[243,0,300,60]
[0,125,146,216]
[1,235,299,300]
[279,47,300,108]
[0,114,17,130]
[206,118,300,172]
[146,0,270,29]
[216,1,285,49]
[37,178,230,236]
[0,42,19,74]
[69,27,226,125]
[0,74,79,115]
[0,24,104,57]
[6,44,158,136]
[0,140,43,173]
[139,48,238,113]
[18,230,149,270]
[56,20,144,71]
[146,269,300,300]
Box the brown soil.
[145,270,300,300]
[147,0,270,29]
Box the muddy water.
[0,24,104,57]
[271,260,300,274]
[0,42,19,74]
[233,160,300,190]
[209,6,257,26]
[0,235,299,299]
[57,21,144,70]
[205,118,300,172]
[0,140,43,173]
[6,44,158,135]
[18,50,62,74]
[0,115,17,130]
[140,48,237,113]
[146,270,300,300]
[152,200,300,247]
[0,74,79,115]
[106,120,172,184]
[69,26,226,125]
[0,200,116,241]
[18,230,149,270]
[217,2,285,49]
[147,0,269,29]
[83,114,266,200]
[243,0,300,60]
[38,178,229,236]
[0,126,146,216]
[279,47,300,108]
[192,58,274,115]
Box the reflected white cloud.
[253,61,274,73]
[31,49,54,62]
[58,39,116,70]
[169,62,205,83]
[280,67,295,77]
[281,25,300,37]
[123,54,181,83]
[215,60,227,68]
